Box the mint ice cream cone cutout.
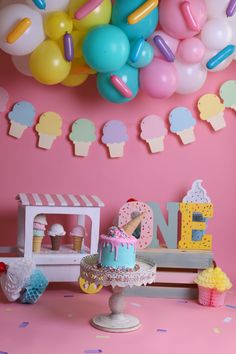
[219,80,236,112]
[8,101,36,139]
[69,119,96,157]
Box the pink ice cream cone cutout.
[140,115,167,153]
[8,101,36,139]
[198,94,226,131]
[35,112,62,150]
[0,87,9,113]
[169,106,196,145]
[69,118,96,157]
[101,120,128,158]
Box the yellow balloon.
[69,0,112,31]
[61,60,88,87]
[44,11,73,40]
[30,40,71,85]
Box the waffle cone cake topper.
[122,212,145,235]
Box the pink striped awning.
[16,193,104,208]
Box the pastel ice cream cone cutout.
[0,87,9,113]
[102,120,128,158]
[140,115,167,153]
[198,94,226,131]
[169,107,196,144]
[69,119,96,157]
[122,212,145,235]
[219,80,236,112]
[8,101,36,139]
[35,112,62,149]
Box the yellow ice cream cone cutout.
[122,213,145,235]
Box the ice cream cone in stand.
[70,225,85,252]
[122,212,145,235]
[38,134,56,150]
[33,237,43,253]
[73,236,83,251]
[9,121,27,138]
[50,236,62,251]
[147,136,165,153]
[207,112,226,131]
[74,141,91,157]
[177,127,195,144]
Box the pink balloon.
[140,58,177,98]
[148,30,179,58]
[159,0,207,39]
[177,37,205,64]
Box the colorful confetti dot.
[224,317,232,323]
[19,322,29,328]
[225,304,236,309]
[213,327,220,334]
[157,328,167,333]
[130,302,141,307]
[96,335,110,339]
[84,350,102,353]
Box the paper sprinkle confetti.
[157,328,167,333]
[19,322,29,328]
[130,302,141,307]
[225,304,236,309]
[96,335,110,339]
[213,327,220,334]
[0,351,8,354]
[177,300,188,303]
[84,350,102,353]
[5,308,13,312]
[67,314,73,318]
[64,294,74,297]
[224,317,232,323]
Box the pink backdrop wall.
[0,52,235,282]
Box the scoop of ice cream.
[198,94,225,120]
[183,179,211,203]
[8,101,36,126]
[69,119,96,142]
[102,120,128,144]
[140,115,167,140]
[195,267,232,292]
[33,229,45,237]
[0,87,9,113]
[33,222,46,231]
[48,223,66,237]
[34,214,47,225]
[70,225,85,237]
[219,80,236,108]
[169,107,196,133]
[36,112,62,136]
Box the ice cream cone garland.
[35,112,62,150]
[198,94,226,131]
[140,115,167,153]
[169,107,196,145]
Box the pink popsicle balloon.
[159,0,207,39]
[75,0,103,20]
[177,37,205,64]
[110,75,133,98]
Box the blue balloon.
[128,39,154,68]
[82,24,130,73]
[112,0,158,41]
[97,64,139,104]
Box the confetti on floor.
[19,322,29,328]
[157,329,167,333]
[0,351,8,354]
[96,335,110,339]
[130,302,141,307]
[5,308,12,312]
[64,294,74,297]
[224,317,232,323]
[177,300,188,303]
[225,304,236,309]
[67,314,73,318]
[84,350,102,353]
[213,327,221,334]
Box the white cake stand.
[80,254,156,333]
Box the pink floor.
[0,284,235,354]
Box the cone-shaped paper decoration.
[122,212,145,235]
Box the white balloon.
[25,0,70,12]
[228,17,236,45]
[148,30,179,58]
[175,61,207,94]
[205,0,229,19]
[11,55,32,76]
[201,49,233,72]
[0,0,21,10]
[201,19,232,50]
[0,4,45,56]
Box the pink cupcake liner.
[198,286,226,307]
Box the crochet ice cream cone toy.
[195,266,232,307]
[48,224,66,250]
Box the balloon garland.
[0,0,236,104]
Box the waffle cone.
[73,236,83,252]
[122,212,145,235]
[33,236,43,253]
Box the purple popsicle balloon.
[226,0,236,17]
[63,33,74,62]
[153,35,175,62]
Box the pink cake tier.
[98,226,137,270]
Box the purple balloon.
[140,58,177,98]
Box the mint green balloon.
[82,24,130,73]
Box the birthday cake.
[98,214,144,270]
